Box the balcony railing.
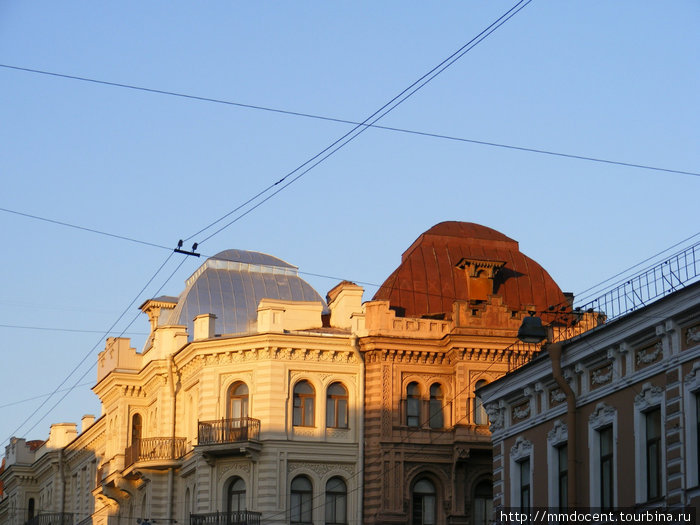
[198,418,260,445]
[26,513,74,525]
[124,436,187,467]
[190,510,262,525]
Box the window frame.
[633,383,665,503]
[324,476,348,525]
[588,403,617,509]
[509,436,533,511]
[293,380,316,428]
[326,382,349,429]
[428,383,445,429]
[406,382,421,427]
[290,475,313,524]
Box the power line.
[2,67,696,179]
[0,323,149,336]
[1,252,180,447]
[191,0,535,245]
[0,206,171,250]
[0,382,93,410]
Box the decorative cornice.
[589,402,616,428]
[547,419,567,444]
[510,437,533,460]
[634,382,664,410]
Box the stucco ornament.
[687,326,700,344]
[484,402,504,431]
[636,341,662,365]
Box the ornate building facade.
[1,222,594,525]
[1,250,365,525]
[355,222,584,524]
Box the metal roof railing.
[574,241,699,324]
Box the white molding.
[546,420,567,507]
[684,362,700,488]
[509,437,533,509]
[633,383,665,503]
[588,403,618,508]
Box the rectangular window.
[519,458,530,511]
[600,426,614,510]
[696,394,700,482]
[645,408,661,500]
[558,444,568,509]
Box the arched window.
[293,380,315,427]
[473,480,493,525]
[227,476,246,514]
[429,383,444,429]
[406,382,421,427]
[325,476,347,524]
[326,383,348,429]
[228,381,249,421]
[474,379,489,426]
[131,413,142,444]
[411,478,436,525]
[291,475,313,524]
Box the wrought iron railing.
[575,241,699,323]
[124,437,187,467]
[26,513,74,525]
[198,418,260,445]
[190,510,262,525]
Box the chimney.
[193,313,216,340]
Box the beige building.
[0,250,365,525]
[478,279,700,510]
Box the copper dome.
[373,221,567,318]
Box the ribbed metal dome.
[165,249,327,337]
[373,221,567,318]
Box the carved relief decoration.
[635,341,662,368]
[687,326,700,345]
[550,388,566,406]
[511,401,530,422]
[484,402,504,431]
[684,361,700,390]
[591,364,613,387]
[287,461,354,477]
[217,462,251,481]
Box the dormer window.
[455,258,506,302]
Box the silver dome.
[165,249,327,337]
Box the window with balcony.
[326,382,348,429]
[325,476,347,524]
[293,380,315,427]
[291,475,313,524]
[227,381,249,420]
[429,383,444,429]
[406,382,421,427]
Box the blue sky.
[1,1,698,447]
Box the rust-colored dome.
[373,221,567,318]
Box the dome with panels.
[373,221,567,319]
[163,249,327,338]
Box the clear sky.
[1,1,698,448]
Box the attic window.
[455,258,506,303]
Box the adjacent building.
[478,280,700,510]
